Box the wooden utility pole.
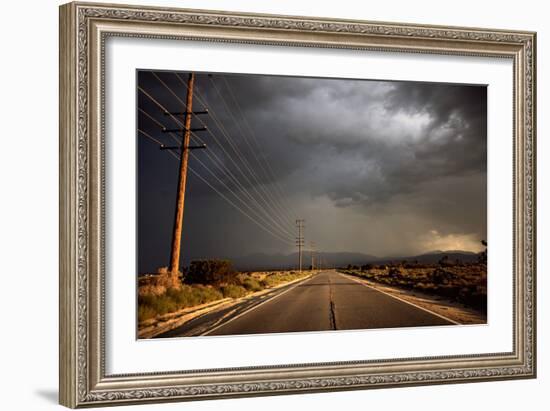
[310,241,316,271]
[168,73,195,279]
[296,219,305,272]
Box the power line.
[186,75,297,233]
[165,74,297,238]
[142,73,297,237]
[139,108,180,145]
[138,119,294,245]
[173,72,297,235]
[138,128,164,146]
[310,241,316,271]
[189,134,295,241]
[188,164,294,245]
[206,76,297,233]
[139,72,301,248]
[190,151,295,242]
[220,76,300,222]
[138,100,296,241]
[296,219,305,272]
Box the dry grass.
[138,285,223,322]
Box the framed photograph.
[59,2,536,407]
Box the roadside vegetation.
[340,257,487,312]
[138,260,309,323]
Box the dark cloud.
[137,71,487,273]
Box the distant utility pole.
[296,219,305,272]
[310,241,316,271]
[162,72,208,280]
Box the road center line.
[200,273,319,336]
[327,275,337,330]
[338,272,461,326]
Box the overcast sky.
[137,71,487,273]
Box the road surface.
[157,270,454,338]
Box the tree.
[185,259,237,285]
[479,240,488,264]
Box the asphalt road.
[157,270,453,338]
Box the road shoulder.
[141,273,315,338]
[339,272,486,325]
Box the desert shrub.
[259,275,274,288]
[138,293,155,307]
[456,285,487,312]
[388,266,406,277]
[138,284,224,323]
[438,255,457,267]
[258,271,307,288]
[165,285,223,306]
[241,278,262,292]
[145,294,178,316]
[185,259,237,285]
[220,284,247,299]
[138,283,167,297]
[430,268,457,285]
[165,286,198,306]
[138,304,157,322]
[362,271,375,279]
[196,285,224,302]
[414,282,436,292]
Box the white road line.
[200,274,319,336]
[338,272,461,325]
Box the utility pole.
[310,241,316,271]
[163,72,208,283]
[296,219,305,272]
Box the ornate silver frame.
[59,2,536,408]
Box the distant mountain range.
[231,250,480,271]
[376,250,479,265]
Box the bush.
[220,284,247,299]
[138,304,157,322]
[241,278,262,292]
[157,266,169,274]
[165,285,223,306]
[185,259,237,285]
[144,294,178,316]
[430,268,457,285]
[389,266,406,277]
[260,271,306,288]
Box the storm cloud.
[137,71,487,273]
